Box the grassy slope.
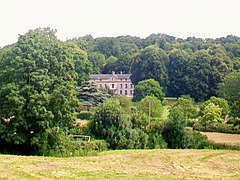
[0,149,239,179]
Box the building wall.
[90,72,134,97]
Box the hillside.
[1,149,239,179]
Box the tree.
[169,96,198,121]
[65,42,93,86]
[218,71,240,104]
[218,71,240,118]
[185,50,212,101]
[167,49,191,97]
[0,28,79,155]
[200,103,223,127]
[131,45,168,87]
[138,96,163,119]
[199,96,230,119]
[162,96,207,149]
[88,52,105,74]
[90,98,148,149]
[102,55,118,74]
[132,79,165,102]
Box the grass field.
[201,132,240,146]
[0,149,239,179]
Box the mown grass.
[201,132,240,145]
[0,149,239,179]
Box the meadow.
[0,149,239,179]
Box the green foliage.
[199,96,230,118]
[169,96,198,121]
[162,97,208,149]
[138,96,163,118]
[218,71,240,104]
[112,95,132,114]
[89,98,146,149]
[90,98,167,149]
[65,42,93,86]
[193,122,240,134]
[78,111,93,120]
[132,79,165,102]
[88,52,106,74]
[167,49,191,97]
[76,81,112,108]
[131,45,168,87]
[200,103,224,127]
[48,138,108,157]
[0,28,80,155]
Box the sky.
[0,0,240,47]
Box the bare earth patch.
[0,149,239,179]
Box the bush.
[47,137,108,157]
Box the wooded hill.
[67,33,240,101]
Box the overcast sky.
[1,0,239,47]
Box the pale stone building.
[90,71,134,97]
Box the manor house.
[90,71,134,97]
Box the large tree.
[0,28,80,155]
[131,45,168,87]
[167,49,191,97]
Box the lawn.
[0,149,239,179]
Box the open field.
[201,132,240,145]
[0,149,239,179]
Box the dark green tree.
[131,45,168,87]
[167,49,191,97]
[218,71,240,104]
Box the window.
[130,90,133,95]
[120,90,122,94]
[125,90,127,95]
[125,84,128,88]
[125,79,127,81]
[112,84,115,88]
[100,84,102,88]
[120,84,123,88]
[105,84,107,88]
[130,84,134,88]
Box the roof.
[90,74,131,80]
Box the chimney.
[120,71,122,74]
[112,71,115,75]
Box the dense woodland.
[0,28,240,156]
